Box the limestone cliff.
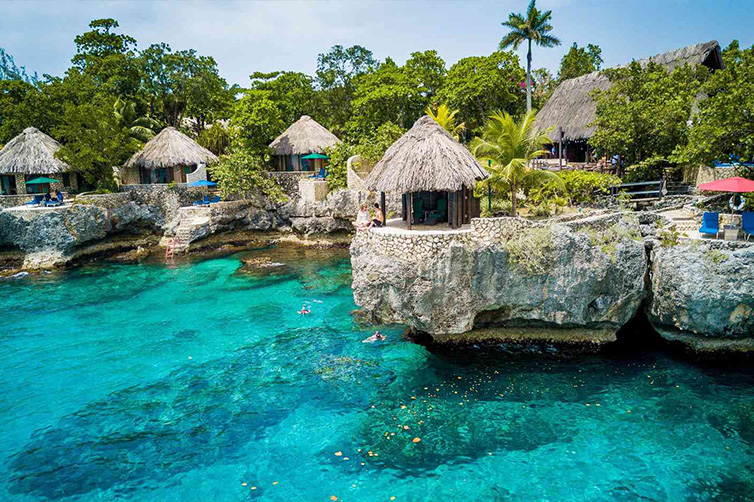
[351,214,648,345]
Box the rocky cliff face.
[647,241,754,351]
[351,213,754,352]
[351,215,648,346]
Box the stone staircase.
[165,206,211,257]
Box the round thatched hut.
[269,115,341,173]
[365,115,488,229]
[0,127,75,195]
[123,127,218,185]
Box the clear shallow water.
[1,246,754,502]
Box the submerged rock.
[351,214,648,345]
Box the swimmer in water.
[362,331,386,343]
[298,304,311,315]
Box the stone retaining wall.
[74,192,132,209]
[267,172,311,200]
[0,195,36,208]
[353,226,475,260]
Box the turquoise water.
[1,246,754,502]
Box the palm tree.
[426,103,465,140]
[500,0,561,113]
[470,110,563,217]
[113,98,162,143]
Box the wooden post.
[407,192,412,230]
[401,194,407,221]
[380,192,386,224]
[558,128,563,169]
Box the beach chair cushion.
[699,211,720,236]
[412,198,423,223]
[743,211,754,236]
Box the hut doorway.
[401,187,480,229]
[1,175,16,195]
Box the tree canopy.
[558,43,603,81]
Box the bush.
[324,142,354,191]
[502,226,554,275]
[208,146,286,202]
[558,170,621,204]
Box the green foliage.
[437,51,526,139]
[531,68,556,109]
[0,48,38,84]
[499,0,561,112]
[113,97,160,142]
[249,71,317,126]
[557,170,621,204]
[705,249,730,267]
[471,110,562,216]
[54,95,139,189]
[198,122,232,156]
[354,121,405,165]
[587,223,642,262]
[324,142,354,191]
[590,61,705,166]
[426,103,465,140]
[232,89,283,158]
[658,225,681,247]
[623,156,681,183]
[678,41,754,167]
[208,145,286,202]
[557,43,603,81]
[502,225,554,275]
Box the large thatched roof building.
[535,40,723,163]
[123,127,218,185]
[0,127,76,195]
[365,115,487,229]
[268,115,341,172]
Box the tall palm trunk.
[526,38,532,113]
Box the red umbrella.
[698,176,754,192]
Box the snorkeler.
[362,331,386,343]
[298,304,311,315]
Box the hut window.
[184,166,191,175]
[62,173,70,187]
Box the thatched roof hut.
[535,40,724,142]
[269,115,341,155]
[365,115,488,193]
[125,127,218,169]
[0,127,71,174]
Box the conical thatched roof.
[269,115,341,155]
[535,40,723,142]
[364,116,487,193]
[0,127,71,174]
[125,127,218,169]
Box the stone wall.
[695,165,737,185]
[74,192,131,209]
[0,194,37,208]
[267,172,311,200]
[122,184,206,226]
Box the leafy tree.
[590,61,705,167]
[140,43,232,129]
[0,48,38,84]
[531,68,556,109]
[198,122,232,156]
[426,103,465,140]
[354,121,405,165]
[470,110,561,216]
[208,145,286,202]
[54,95,139,188]
[249,71,317,126]
[678,41,754,168]
[315,45,378,134]
[500,0,561,112]
[71,19,141,97]
[557,43,603,81]
[231,89,283,158]
[323,142,354,191]
[404,50,446,103]
[437,51,525,140]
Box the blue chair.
[209,195,220,204]
[743,211,754,240]
[24,195,43,206]
[699,211,720,237]
[309,167,326,179]
[45,193,63,207]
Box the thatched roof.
[364,115,488,193]
[0,127,71,175]
[535,40,723,142]
[269,115,341,156]
[125,126,218,169]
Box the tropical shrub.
[324,142,354,191]
[502,225,554,275]
[208,146,286,202]
[557,170,621,204]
